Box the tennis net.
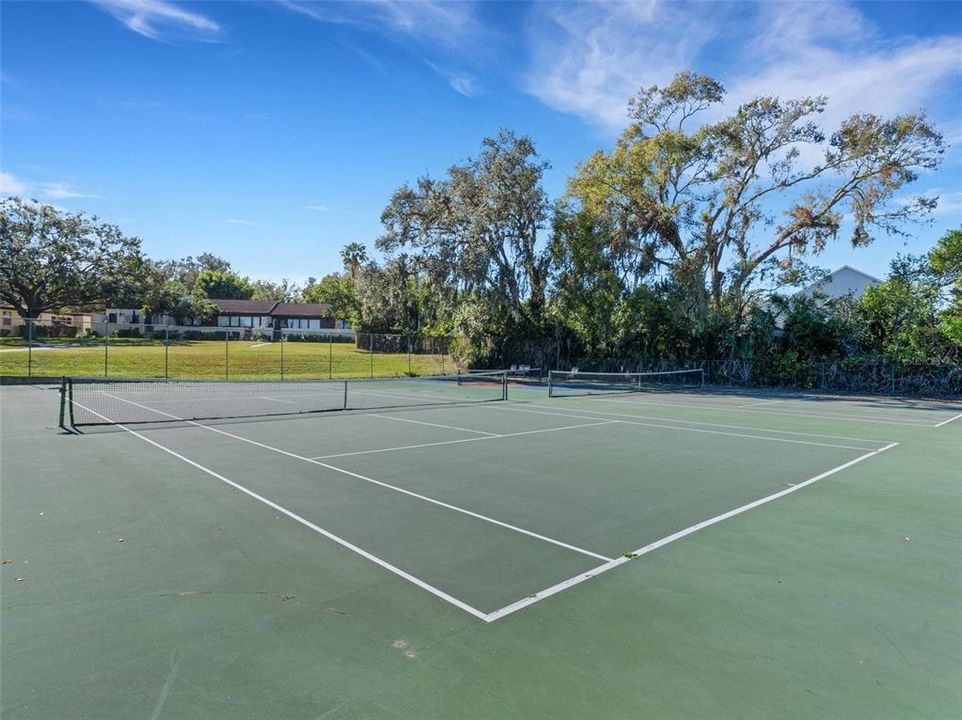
[61,372,508,427]
[547,368,704,398]
[467,367,543,383]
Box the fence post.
[104,323,109,377]
[164,324,169,379]
[26,319,33,377]
[225,330,229,381]
[369,334,374,378]
[280,336,285,381]
[407,335,412,375]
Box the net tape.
[548,368,704,398]
[62,372,508,426]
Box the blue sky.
[2,0,960,285]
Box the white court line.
[934,413,962,428]
[310,420,620,460]
[560,393,936,427]
[484,441,900,622]
[258,396,300,405]
[99,393,613,562]
[487,403,877,452]
[70,399,489,621]
[490,402,892,446]
[738,400,783,408]
[367,413,498,436]
[347,384,502,409]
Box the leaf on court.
[117,538,125,542]
[15,577,23,582]
[279,595,295,602]
[904,536,911,541]
[1,559,13,565]
[623,551,638,559]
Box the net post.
[67,378,75,427]
[502,371,508,401]
[342,379,348,410]
[58,376,67,429]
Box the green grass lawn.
[0,338,456,379]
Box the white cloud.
[524,0,723,132]
[40,182,99,199]
[426,60,478,97]
[226,218,256,226]
[305,204,329,212]
[729,4,962,129]
[523,1,962,135]
[92,0,220,41]
[0,171,28,196]
[278,0,479,51]
[0,173,99,200]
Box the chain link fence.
[0,320,457,380]
[4,318,959,396]
[552,354,962,397]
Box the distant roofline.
[800,265,882,294]
[830,265,882,283]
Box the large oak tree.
[0,198,146,319]
[561,72,944,309]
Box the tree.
[0,197,145,318]
[195,269,255,299]
[378,130,552,337]
[302,273,357,320]
[565,72,944,308]
[352,258,421,333]
[928,227,962,344]
[250,278,300,302]
[154,253,232,292]
[340,243,369,281]
[141,279,217,325]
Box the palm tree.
[340,242,369,281]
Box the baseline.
[484,441,899,622]
[934,413,962,428]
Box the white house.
[797,265,881,302]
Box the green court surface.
[1,381,960,718]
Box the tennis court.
[2,373,960,718]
